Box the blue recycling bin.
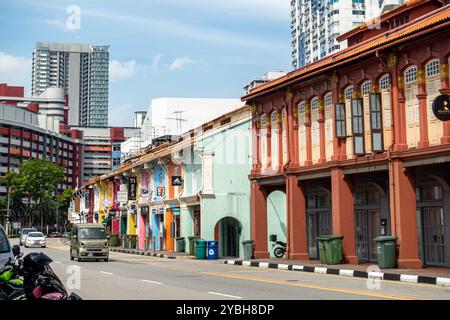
[207,240,218,260]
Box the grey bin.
[242,240,255,259]
[176,237,186,252]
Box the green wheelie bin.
[188,236,200,255]
[109,234,118,247]
[375,236,398,269]
[195,239,207,259]
[317,235,344,265]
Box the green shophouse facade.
[179,106,252,258]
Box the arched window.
[344,86,354,157]
[379,74,391,90]
[361,81,372,95]
[404,66,420,148]
[405,66,418,84]
[311,97,320,163]
[271,111,279,169]
[260,114,267,168]
[324,92,333,160]
[425,59,442,144]
[298,101,307,165]
[345,86,354,100]
[378,73,392,149]
[426,59,440,77]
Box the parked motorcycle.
[0,247,82,300]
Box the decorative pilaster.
[318,100,326,164]
[440,63,450,144]
[416,69,430,148]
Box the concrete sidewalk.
[224,258,450,287]
[110,247,192,259]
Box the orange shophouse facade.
[245,1,450,268]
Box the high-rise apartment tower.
[32,42,109,127]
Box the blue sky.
[0,0,291,127]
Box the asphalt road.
[12,239,450,300]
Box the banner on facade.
[117,191,128,203]
[128,177,137,200]
[157,187,165,197]
[171,176,183,186]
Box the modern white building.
[291,0,404,69]
[31,42,109,127]
[121,98,242,162]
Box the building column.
[251,109,261,174]
[250,180,269,258]
[389,160,422,268]
[287,90,300,168]
[440,62,450,144]
[318,100,326,164]
[286,175,308,260]
[331,167,357,264]
[392,63,408,151]
[417,69,430,148]
[304,103,313,166]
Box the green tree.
[2,158,66,228]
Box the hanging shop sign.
[128,177,137,200]
[171,176,183,186]
[433,94,450,121]
[157,187,166,197]
[102,199,111,207]
[141,188,150,197]
[117,191,128,203]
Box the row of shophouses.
[73,0,450,268]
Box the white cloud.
[45,19,70,32]
[152,54,164,70]
[109,60,136,82]
[0,52,32,92]
[169,57,199,71]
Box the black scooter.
[270,235,286,258]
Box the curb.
[110,248,176,259]
[223,260,450,288]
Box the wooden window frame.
[369,93,384,152]
[334,103,346,138]
[351,98,365,155]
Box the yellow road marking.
[201,271,418,300]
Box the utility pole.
[5,185,11,236]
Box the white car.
[25,232,47,248]
[0,224,13,267]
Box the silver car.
[24,231,46,248]
[19,228,37,246]
[0,224,13,267]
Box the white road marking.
[208,292,242,299]
[99,271,114,275]
[53,261,62,264]
[141,279,163,285]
